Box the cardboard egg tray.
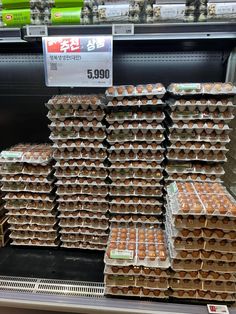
[169,133,230,144]
[109,152,164,163]
[110,203,162,215]
[169,122,231,134]
[171,270,236,281]
[109,186,163,197]
[104,264,169,278]
[56,184,108,196]
[54,152,106,162]
[110,180,162,188]
[60,233,108,245]
[47,110,105,123]
[169,110,234,123]
[5,200,55,211]
[54,160,105,170]
[167,143,228,153]
[111,197,162,206]
[0,164,52,176]
[10,230,58,241]
[106,111,165,123]
[49,129,106,141]
[109,214,162,224]
[110,169,163,180]
[165,174,222,183]
[8,216,58,227]
[59,210,108,220]
[7,209,57,218]
[109,143,163,151]
[4,192,56,202]
[55,167,107,179]
[1,175,54,184]
[171,289,235,301]
[57,194,108,203]
[61,242,106,250]
[107,132,164,144]
[106,84,166,100]
[60,227,109,236]
[166,151,227,162]
[168,99,235,113]
[105,274,169,289]
[1,182,54,194]
[0,144,53,165]
[49,119,104,130]
[59,217,109,230]
[108,125,165,135]
[54,141,105,152]
[105,286,169,298]
[58,202,108,213]
[56,177,107,186]
[11,238,59,247]
[166,163,224,176]
[9,224,58,232]
[110,161,163,170]
[46,95,105,109]
[168,82,236,96]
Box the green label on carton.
[176,83,201,91]
[1,151,23,159]
[169,182,178,194]
[2,0,30,9]
[51,8,82,24]
[2,9,30,26]
[110,249,134,260]
[54,0,84,8]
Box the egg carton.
[49,131,106,141]
[169,111,234,123]
[7,209,57,218]
[0,164,52,177]
[110,215,162,224]
[168,82,236,96]
[59,210,108,220]
[54,160,105,170]
[165,175,222,183]
[106,112,165,124]
[171,270,236,282]
[105,274,169,290]
[166,152,227,162]
[59,218,109,230]
[109,186,163,197]
[10,230,58,241]
[60,227,109,236]
[202,260,236,273]
[110,172,163,181]
[170,278,203,290]
[105,287,169,299]
[110,198,162,206]
[46,95,106,109]
[109,143,164,151]
[169,133,230,144]
[56,185,108,196]
[171,289,236,301]
[1,175,54,184]
[61,242,106,250]
[58,199,108,210]
[167,143,228,153]
[109,155,164,163]
[57,195,107,203]
[3,192,56,202]
[5,200,56,211]
[109,204,162,216]
[168,98,235,113]
[207,2,236,20]
[108,125,165,134]
[53,153,106,162]
[104,265,169,278]
[49,119,104,129]
[59,207,108,215]
[110,180,162,188]
[61,233,108,244]
[106,84,166,101]
[55,168,107,179]
[47,111,104,123]
[169,123,231,134]
[109,162,163,171]
[1,183,54,194]
[145,3,185,23]
[107,133,164,144]
[50,125,105,135]
[166,163,224,176]
[56,178,107,186]
[11,239,60,247]
[53,141,105,152]
[8,216,58,227]
[9,224,58,233]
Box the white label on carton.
[160,4,185,19]
[103,0,127,4]
[98,4,129,19]
[215,3,236,15]
[207,305,229,314]
[26,25,48,37]
[1,151,23,159]
[110,249,134,260]
[113,24,134,36]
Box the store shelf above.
[0,21,234,43]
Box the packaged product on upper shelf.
[207,0,236,21]
[0,144,59,247]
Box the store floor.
[0,246,104,282]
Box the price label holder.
[112,24,134,36]
[42,36,113,87]
[26,25,48,37]
[207,305,229,314]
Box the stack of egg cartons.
[0,177,8,247]
[104,226,170,299]
[106,84,166,226]
[166,181,236,302]
[47,95,109,251]
[166,82,236,184]
[0,144,58,247]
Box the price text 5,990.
[87,69,110,80]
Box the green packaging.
[2,0,30,9]
[54,0,84,8]
[2,9,31,26]
[51,7,82,24]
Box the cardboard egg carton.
[169,133,230,144]
[109,143,164,152]
[109,152,164,163]
[56,177,106,186]
[107,132,164,144]
[1,175,54,184]
[111,197,162,206]
[11,238,60,247]
[108,124,165,134]
[110,179,162,187]
[59,210,108,220]
[202,260,236,273]
[110,169,163,180]
[166,162,224,176]
[168,82,236,95]
[57,194,107,203]
[109,186,163,197]
[169,122,231,134]
[59,217,109,230]
[54,160,105,170]
[46,95,105,109]
[49,129,106,141]
[10,230,58,241]
[110,203,162,215]
[60,233,108,245]
[168,99,235,113]
[9,224,58,233]
[165,174,222,183]
[171,289,236,301]
[106,111,165,123]
[167,142,228,153]
[56,184,108,196]
[60,227,109,236]
[53,140,105,152]
[53,150,107,162]
[50,125,105,135]
[166,150,227,162]
[61,242,106,250]
[58,200,108,212]
[47,110,104,123]
[104,264,169,278]
[1,182,54,194]
[5,200,55,211]
[7,209,57,218]
[110,215,161,224]
[109,161,163,170]
[55,167,107,179]
[3,192,56,202]
[106,84,166,100]
[49,119,103,130]
[169,110,234,123]
[0,164,52,176]
[8,216,58,227]
[105,286,169,299]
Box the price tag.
[207,305,229,314]
[113,24,134,36]
[42,36,113,87]
[26,25,48,37]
